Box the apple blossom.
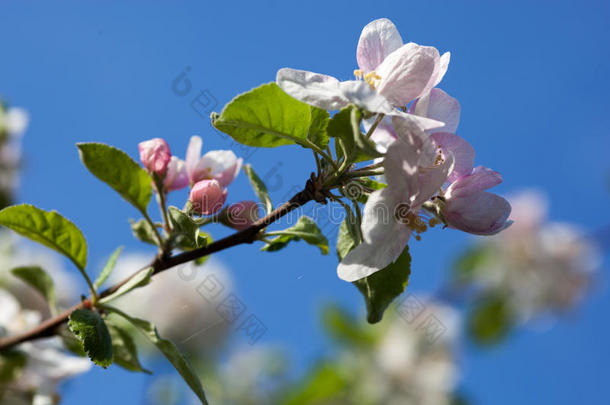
[138,137,172,175]
[276,18,451,131]
[185,135,242,187]
[337,117,454,282]
[188,179,228,215]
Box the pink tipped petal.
[276,68,347,110]
[376,43,439,106]
[188,179,227,215]
[163,157,189,191]
[446,166,502,198]
[444,191,512,235]
[356,18,404,72]
[430,132,474,182]
[414,88,461,133]
[186,135,203,182]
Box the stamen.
[353,69,363,80]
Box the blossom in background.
[0,289,91,404]
[0,103,29,207]
[276,18,449,131]
[458,190,599,322]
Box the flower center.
[354,69,381,89]
[394,203,429,241]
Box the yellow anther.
[353,69,363,79]
[363,71,382,89]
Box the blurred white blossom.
[0,289,90,404]
[463,190,600,322]
[107,253,232,353]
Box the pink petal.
[446,166,502,198]
[356,18,404,72]
[376,43,439,106]
[186,135,203,183]
[412,88,460,134]
[163,156,189,191]
[444,191,512,235]
[430,132,474,182]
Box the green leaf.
[336,213,361,262]
[328,106,379,163]
[130,218,159,245]
[321,305,377,347]
[262,216,329,254]
[0,350,27,383]
[168,206,205,249]
[211,82,329,150]
[106,322,151,374]
[283,363,347,405]
[94,246,124,290]
[77,143,152,214]
[58,325,86,357]
[104,306,209,405]
[99,267,153,304]
[467,294,514,346]
[453,246,493,284]
[10,266,57,315]
[243,164,272,214]
[307,106,330,149]
[0,204,88,272]
[68,309,113,368]
[353,246,412,324]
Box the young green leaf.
[77,143,152,214]
[353,246,412,324]
[10,266,57,315]
[94,246,124,290]
[106,322,151,374]
[68,309,113,368]
[243,164,272,214]
[168,206,203,248]
[129,218,159,246]
[211,83,329,150]
[104,306,209,405]
[0,204,88,272]
[99,267,153,304]
[262,216,329,254]
[283,363,347,405]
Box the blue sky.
[1,1,609,404]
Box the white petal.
[356,18,404,72]
[276,68,348,110]
[338,191,412,282]
[376,43,439,106]
[383,137,419,203]
[338,80,396,114]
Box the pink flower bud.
[139,138,171,175]
[223,201,260,230]
[188,179,227,215]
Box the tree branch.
[0,182,316,351]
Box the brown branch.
[0,182,317,351]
